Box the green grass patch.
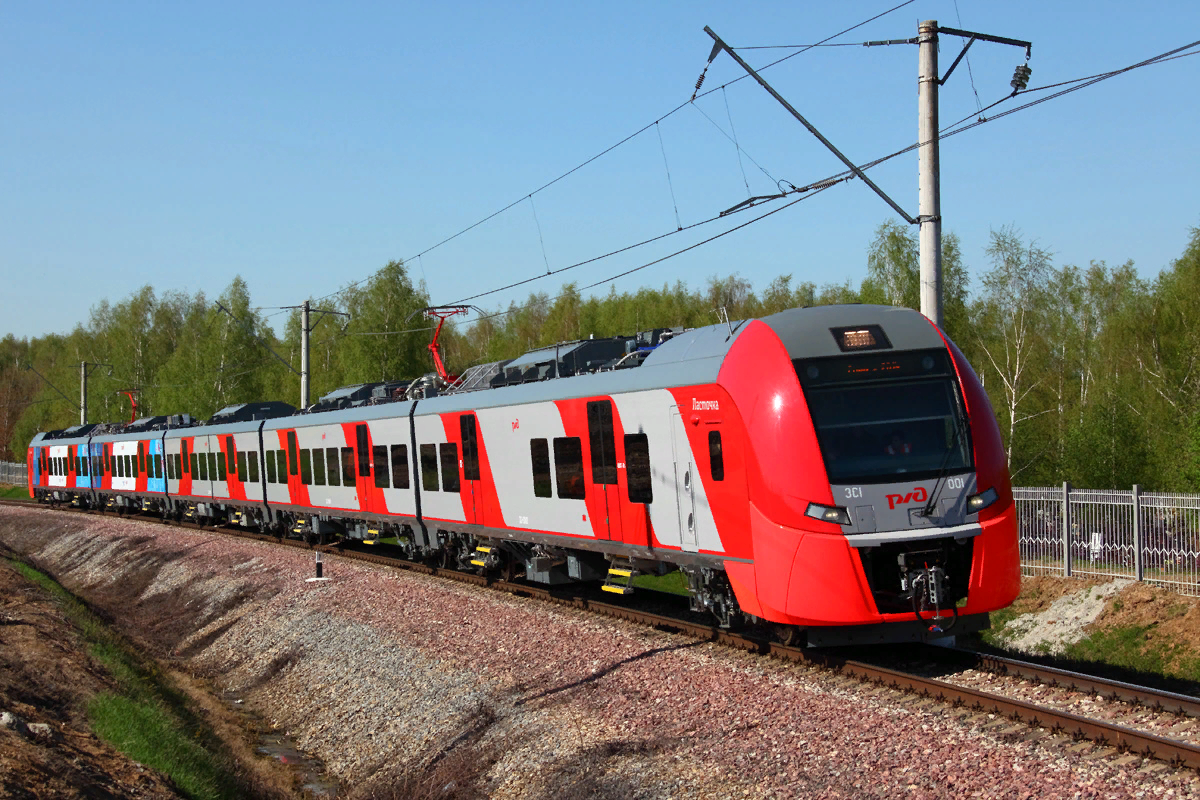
[7,559,245,800]
[632,569,689,596]
[977,605,1020,648]
[0,485,29,499]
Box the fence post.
[1062,481,1072,577]
[1132,484,1143,582]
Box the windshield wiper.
[919,420,965,518]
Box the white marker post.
[306,552,330,582]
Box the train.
[26,304,1020,646]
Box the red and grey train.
[27,304,1019,645]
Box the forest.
[3,220,1198,492]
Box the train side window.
[530,438,552,498]
[439,443,460,493]
[312,449,326,486]
[553,437,585,499]
[226,436,236,473]
[373,445,389,488]
[420,444,439,492]
[138,443,145,474]
[180,442,187,473]
[299,449,312,485]
[164,455,172,480]
[196,452,207,481]
[356,425,370,477]
[326,448,341,487]
[390,444,410,489]
[278,451,289,483]
[341,446,356,486]
[190,452,199,477]
[708,431,725,481]
[237,452,248,482]
[587,400,617,485]
[265,451,277,484]
[153,454,162,479]
[460,415,480,481]
[624,434,653,503]
[287,432,299,475]
[216,451,227,481]
[248,452,259,483]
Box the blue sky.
[3,1,1198,340]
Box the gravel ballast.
[3,505,1199,798]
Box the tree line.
[3,220,1198,492]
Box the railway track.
[5,496,1200,772]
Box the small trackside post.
[1062,481,1072,578]
[1133,484,1143,582]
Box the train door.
[459,414,481,526]
[587,400,622,543]
[669,406,699,553]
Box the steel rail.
[5,497,1200,769]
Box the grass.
[8,559,247,800]
[0,485,29,499]
[632,569,689,596]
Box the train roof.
[761,304,942,360]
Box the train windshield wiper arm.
[919,421,963,518]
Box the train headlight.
[966,487,999,513]
[805,503,851,525]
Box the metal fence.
[0,461,27,487]
[1015,484,1200,596]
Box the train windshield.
[795,349,973,484]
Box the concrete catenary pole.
[918,20,943,328]
[79,361,87,425]
[300,300,310,410]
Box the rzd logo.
[885,486,928,510]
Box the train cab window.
[624,434,653,503]
[287,432,299,476]
[237,452,248,482]
[530,439,552,498]
[390,444,410,489]
[460,415,480,481]
[266,451,277,484]
[553,437,585,500]
[216,451,227,482]
[439,443,460,493]
[311,449,326,486]
[247,452,259,483]
[587,400,617,485]
[153,454,162,479]
[356,425,370,478]
[708,431,725,482]
[340,447,356,486]
[420,444,439,492]
[373,445,389,488]
[325,448,341,487]
[226,437,236,473]
[299,449,312,485]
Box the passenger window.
[287,432,299,475]
[440,443,460,493]
[553,437,585,499]
[153,454,162,479]
[197,452,208,481]
[180,441,188,473]
[237,452,248,482]
[278,450,289,483]
[530,438,552,498]
[226,437,236,472]
[356,425,371,477]
[625,434,653,503]
[709,431,725,481]
[138,443,145,474]
[587,400,617,485]
[420,444,439,492]
[326,448,341,487]
[190,452,199,477]
[266,450,277,484]
[341,446,356,486]
[248,452,259,483]
[373,445,389,488]
[460,415,480,481]
[217,451,227,481]
[300,449,312,485]
[312,449,326,486]
[209,452,219,481]
[390,444,410,489]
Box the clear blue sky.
[3,1,1198,340]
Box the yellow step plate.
[470,559,487,567]
[475,546,493,553]
[607,568,634,577]
[601,585,633,595]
